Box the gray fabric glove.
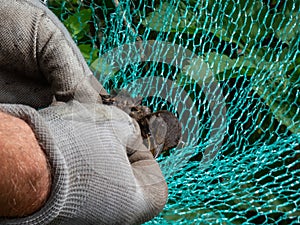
[0,102,168,225]
[0,0,106,108]
[0,0,168,224]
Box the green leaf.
[90,57,118,78]
[142,2,200,33]
[182,56,213,82]
[204,52,257,79]
[78,44,99,62]
[63,8,92,39]
[182,51,258,83]
[274,12,300,44]
[252,70,300,134]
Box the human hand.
[0,101,167,224]
[0,111,51,218]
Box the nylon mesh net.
[48,0,299,224]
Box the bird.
[100,90,182,158]
[138,110,182,158]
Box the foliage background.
[48,0,299,224]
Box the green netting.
[48,0,299,224]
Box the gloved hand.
[0,102,168,225]
[0,0,168,224]
[0,0,107,108]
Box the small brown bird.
[101,90,182,158]
[138,110,182,158]
[101,89,152,118]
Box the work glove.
[0,0,168,224]
[0,0,106,108]
[0,102,168,225]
